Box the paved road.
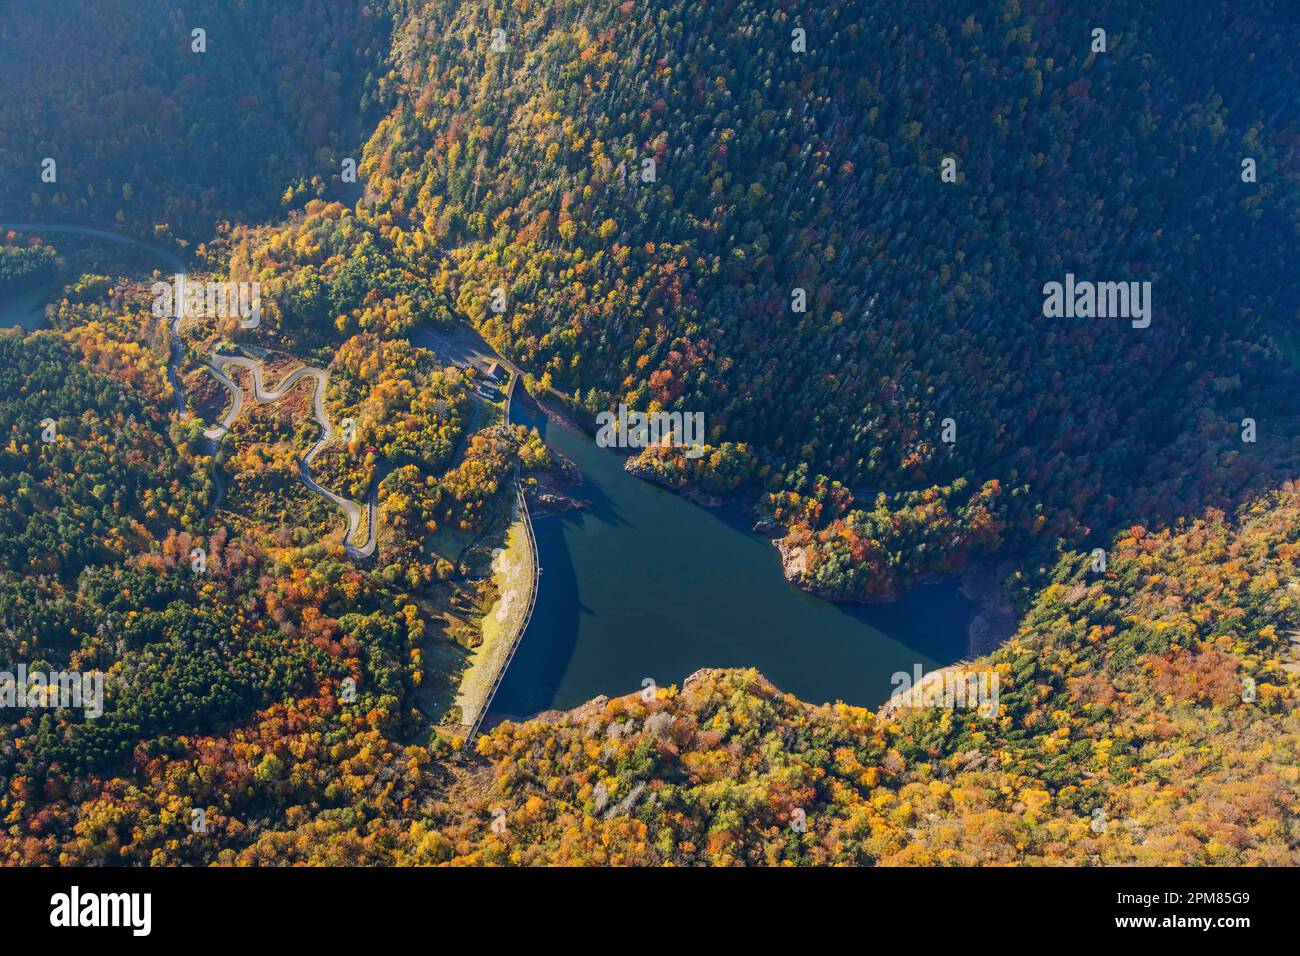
[0,222,192,409]
[1,221,376,558]
[0,222,186,274]
[207,354,377,558]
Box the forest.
[0,0,391,237]
[0,238,60,296]
[6,481,1297,864]
[0,0,1296,866]
[354,0,1300,601]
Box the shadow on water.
[488,395,980,723]
[488,512,584,723]
[0,283,55,331]
[707,500,974,666]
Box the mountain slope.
[357,0,1300,597]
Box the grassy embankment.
[453,510,534,730]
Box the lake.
[0,282,54,331]
[488,397,977,722]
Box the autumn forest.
[0,0,1297,877]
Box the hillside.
[7,481,1297,865]
[0,0,390,238]
[0,0,1297,869]
[353,0,1300,599]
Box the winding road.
[1,221,378,559]
[206,354,377,558]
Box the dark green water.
[489,399,976,722]
[0,283,53,331]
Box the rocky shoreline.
[529,454,586,515]
[959,558,1021,657]
[529,391,1020,658]
[774,534,1020,657]
[622,458,724,507]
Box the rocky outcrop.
[960,559,1020,657]
[623,458,724,507]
